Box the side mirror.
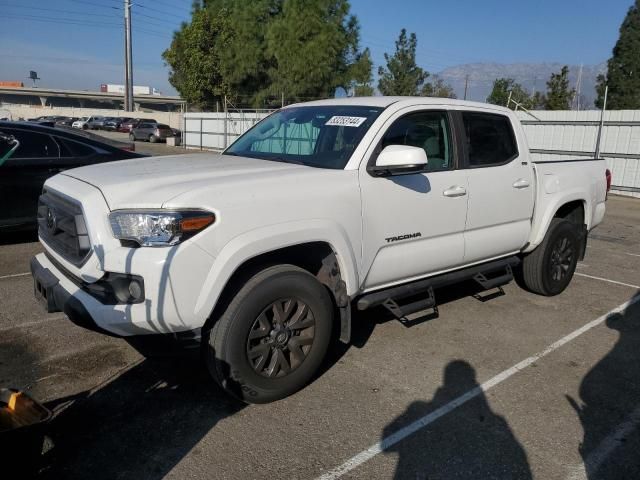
[0,133,19,166]
[369,145,428,177]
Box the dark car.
[104,117,132,131]
[119,118,157,133]
[55,117,78,127]
[130,122,174,143]
[0,121,144,231]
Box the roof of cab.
[286,96,511,113]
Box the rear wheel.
[520,218,580,296]
[149,134,157,143]
[203,265,333,403]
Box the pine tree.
[544,66,575,110]
[377,29,428,96]
[421,76,457,99]
[595,0,640,109]
[487,78,534,109]
[350,48,374,96]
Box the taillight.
[605,169,612,193]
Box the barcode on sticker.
[325,116,367,127]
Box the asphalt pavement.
[0,195,638,479]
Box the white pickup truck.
[31,97,610,403]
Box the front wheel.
[520,218,581,296]
[149,135,157,143]
[129,133,135,141]
[203,265,333,403]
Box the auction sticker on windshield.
[325,116,367,127]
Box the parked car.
[29,97,610,403]
[72,117,89,129]
[55,117,78,127]
[85,116,106,130]
[104,117,132,131]
[130,122,173,142]
[119,118,157,133]
[0,121,143,231]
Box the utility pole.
[124,0,134,112]
[575,63,583,111]
[463,75,469,100]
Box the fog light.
[128,279,143,301]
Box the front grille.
[37,189,91,266]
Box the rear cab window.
[461,112,518,167]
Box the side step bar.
[357,256,520,312]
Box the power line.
[63,0,122,10]
[133,2,188,19]
[0,3,119,19]
[136,0,191,14]
[2,13,170,39]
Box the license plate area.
[33,267,61,313]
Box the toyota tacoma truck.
[30,97,610,403]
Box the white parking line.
[624,252,640,258]
[575,272,640,290]
[566,405,640,480]
[0,272,30,280]
[317,295,640,480]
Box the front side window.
[380,111,453,172]
[462,112,518,167]
[225,106,383,169]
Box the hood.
[62,153,310,210]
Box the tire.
[149,135,157,143]
[129,133,135,141]
[520,218,581,296]
[203,265,334,403]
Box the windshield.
[224,105,383,169]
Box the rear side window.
[157,124,170,129]
[59,138,97,157]
[461,112,518,167]
[6,129,58,159]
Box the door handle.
[443,186,467,197]
[512,179,530,189]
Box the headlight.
[109,209,215,247]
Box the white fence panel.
[518,110,640,198]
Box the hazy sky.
[0,0,633,96]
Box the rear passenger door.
[0,128,60,228]
[457,111,534,263]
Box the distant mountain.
[437,62,607,108]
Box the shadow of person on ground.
[382,360,532,480]
[568,291,640,479]
[40,353,244,480]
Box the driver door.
[359,108,468,290]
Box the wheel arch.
[194,222,359,342]
[526,193,590,253]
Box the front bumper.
[31,247,213,337]
[31,255,114,336]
